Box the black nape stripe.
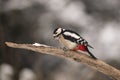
[62,34,78,43]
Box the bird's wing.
[76,37,94,49]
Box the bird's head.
[53,27,64,39]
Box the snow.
[32,43,50,47]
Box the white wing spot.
[64,32,80,39]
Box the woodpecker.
[53,27,97,59]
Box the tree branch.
[5,42,120,80]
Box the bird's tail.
[88,44,94,49]
[86,47,97,59]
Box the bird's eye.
[54,32,57,34]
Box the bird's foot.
[62,47,69,52]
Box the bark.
[5,42,120,80]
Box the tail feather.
[86,47,97,59]
[88,44,94,49]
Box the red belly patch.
[73,45,86,51]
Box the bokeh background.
[0,0,120,80]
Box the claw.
[62,47,69,52]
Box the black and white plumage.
[53,27,97,59]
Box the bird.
[53,27,97,59]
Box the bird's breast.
[59,35,77,49]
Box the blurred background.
[0,0,120,80]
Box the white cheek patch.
[64,32,80,39]
[57,28,62,34]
